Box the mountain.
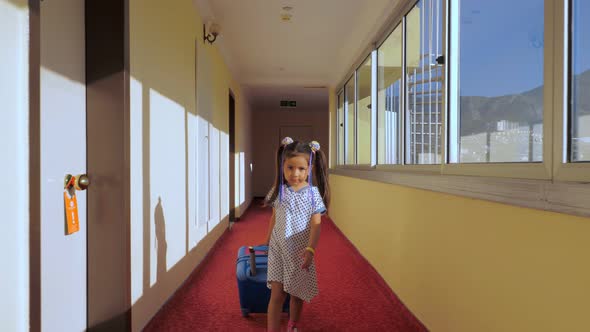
[459,69,590,136]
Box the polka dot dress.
[266,184,327,303]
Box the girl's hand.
[301,250,313,271]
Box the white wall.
[0,1,29,331]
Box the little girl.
[263,137,331,332]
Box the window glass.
[570,0,590,162]
[405,0,444,164]
[337,92,345,165]
[345,78,356,164]
[357,56,372,164]
[449,1,544,163]
[378,25,403,164]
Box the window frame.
[442,0,553,180]
[343,74,356,166]
[336,89,345,166]
[553,0,590,182]
[333,0,588,186]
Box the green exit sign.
[280,100,297,108]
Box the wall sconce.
[203,21,221,44]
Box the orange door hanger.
[64,175,80,235]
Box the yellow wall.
[128,0,252,330]
[329,174,590,332]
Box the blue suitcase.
[236,245,289,317]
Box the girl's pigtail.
[264,137,294,207]
[264,144,283,207]
[279,148,285,202]
[308,149,314,211]
[313,147,330,209]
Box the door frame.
[29,1,41,330]
[229,90,236,222]
[85,0,131,330]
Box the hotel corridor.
[4,0,590,331]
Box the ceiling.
[194,0,402,110]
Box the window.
[570,0,590,162]
[378,24,403,165]
[345,78,356,164]
[449,0,544,163]
[405,0,443,164]
[357,56,372,164]
[337,91,345,165]
[332,0,590,213]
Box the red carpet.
[143,200,428,331]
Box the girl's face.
[283,154,309,187]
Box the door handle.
[64,174,90,191]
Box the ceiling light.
[203,21,221,45]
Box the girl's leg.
[268,282,287,331]
[289,295,304,325]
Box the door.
[40,0,87,330]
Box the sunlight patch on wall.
[240,152,246,205]
[188,112,198,251]
[149,88,187,286]
[208,124,220,229]
[197,116,209,230]
[220,131,229,221]
[234,152,239,209]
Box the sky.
[458,0,589,97]
[458,0,545,97]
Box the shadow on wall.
[154,196,167,283]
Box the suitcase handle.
[251,245,268,252]
[249,245,268,256]
[248,247,257,276]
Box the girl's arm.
[302,213,321,270]
[307,213,322,250]
[263,208,276,245]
